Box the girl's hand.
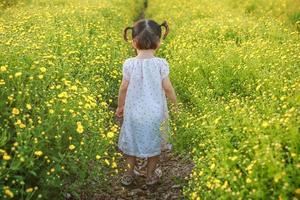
[116,106,124,118]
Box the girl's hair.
[123,19,169,50]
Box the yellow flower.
[96,155,101,160]
[76,122,84,133]
[191,192,199,200]
[261,121,269,128]
[40,67,47,73]
[3,154,11,160]
[0,65,7,72]
[34,151,43,157]
[19,123,26,128]
[26,104,32,110]
[15,72,22,77]
[26,188,33,193]
[4,187,14,198]
[69,144,75,150]
[101,102,107,107]
[112,161,117,168]
[70,85,77,91]
[58,91,68,98]
[295,188,300,194]
[12,108,20,115]
[107,131,114,138]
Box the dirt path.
[91,149,194,200]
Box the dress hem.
[117,146,161,158]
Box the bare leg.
[146,155,160,179]
[124,155,136,176]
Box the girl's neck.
[135,49,156,59]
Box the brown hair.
[123,19,169,50]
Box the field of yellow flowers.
[0,0,144,199]
[1,0,299,199]
[147,0,300,199]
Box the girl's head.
[123,19,169,50]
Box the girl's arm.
[162,76,178,108]
[116,79,129,117]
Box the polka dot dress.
[118,57,172,158]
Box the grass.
[146,0,300,199]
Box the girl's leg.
[124,155,136,175]
[146,155,160,178]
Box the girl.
[115,19,177,186]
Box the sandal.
[133,159,148,177]
[146,167,162,186]
[120,173,135,186]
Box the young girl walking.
[116,19,177,186]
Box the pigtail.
[123,26,133,42]
[160,20,169,40]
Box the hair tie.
[123,27,133,42]
[160,20,169,40]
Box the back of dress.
[118,57,171,158]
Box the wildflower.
[26,188,33,193]
[15,72,22,77]
[12,108,20,115]
[58,91,68,98]
[70,85,77,91]
[4,187,14,198]
[261,121,269,128]
[0,65,7,72]
[191,192,199,200]
[40,67,46,73]
[76,122,84,133]
[69,144,75,150]
[26,104,32,109]
[34,151,43,157]
[96,155,101,160]
[19,123,26,128]
[3,153,11,160]
[107,131,114,138]
[112,161,117,168]
[101,102,107,107]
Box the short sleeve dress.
[117,57,172,158]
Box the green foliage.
[0,0,143,199]
[147,0,300,199]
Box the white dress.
[118,57,172,158]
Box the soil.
[88,149,194,200]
